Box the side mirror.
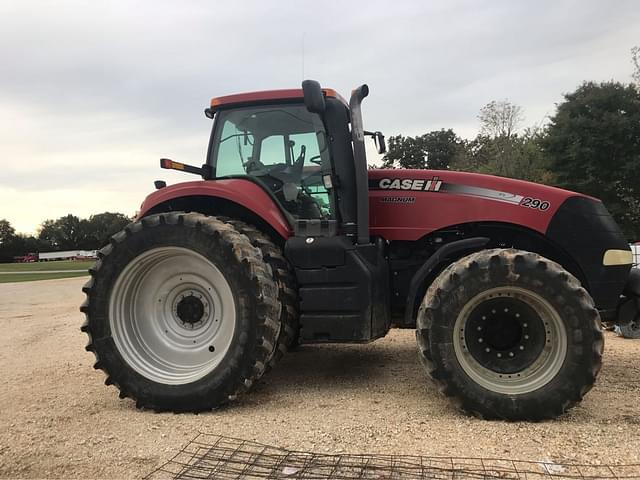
[374,131,386,154]
[302,79,326,114]
[364,130,387,154]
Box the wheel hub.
[465,297,546,374]
[453,286,567,395]
[174,292,210,329]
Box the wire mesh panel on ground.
[146,433,640,480]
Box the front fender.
[404,237,490,325]
[138,179,292,239]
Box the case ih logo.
[378,177,442,191]
[371,176,544,209]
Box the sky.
[1,1,638,234]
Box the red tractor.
[81,81,639,420]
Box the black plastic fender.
[404,237,490,325]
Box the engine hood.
[367,169,590,241]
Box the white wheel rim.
[452,286,567,395]
[109,247,236,385]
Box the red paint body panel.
[138,170,590,244]
[210,88,348,109]
[368,169,588,241]
[137,179,292,239]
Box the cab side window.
[210,104,335,220]
[259,136,286,165]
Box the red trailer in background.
[13,253,38,263]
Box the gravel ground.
[0,277,639,479]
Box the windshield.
[209,104,334,219]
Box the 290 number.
[520,197,550,211]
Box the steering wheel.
[265,146,306,181]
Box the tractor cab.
[199,82,391,343]
[208,98,334,223]
[200,81,382,244]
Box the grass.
[0,271,90,284]
[0,260,95,272]
[0,260,93,283]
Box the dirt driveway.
[0,277,639,478]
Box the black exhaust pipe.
[349,84,370,245]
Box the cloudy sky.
[1,1,638,234]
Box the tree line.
[0,213,131,262]
[380,80,640,241]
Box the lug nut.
[478,338,483,343]
[497,353,502,358]
[485,348,490,353]
[524,335,529,340]
[477,326,482,331]
[509,352,514,357]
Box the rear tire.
[80,213,281,412]
[416,248,603,421]
[220,219,299,368]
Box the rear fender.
[138,179,292,240]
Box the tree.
[0,219,15,247]
[382,129,462,170]
[38,212,132,251]
[478,100,524,138]
[14,234,46,255]
[449,99,552,184]
[449,99,532,179]
[0,212,132,261]
[85,212,131,247]
[39,214,91,250]
[451,128,554,184]
[422,129,462,170]
[544,81,640,240]
[382,135,427,169]
[0,219,17,262]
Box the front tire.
[81,213,281,412]
[416,248,603,421]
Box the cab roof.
[210,88,348,110]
